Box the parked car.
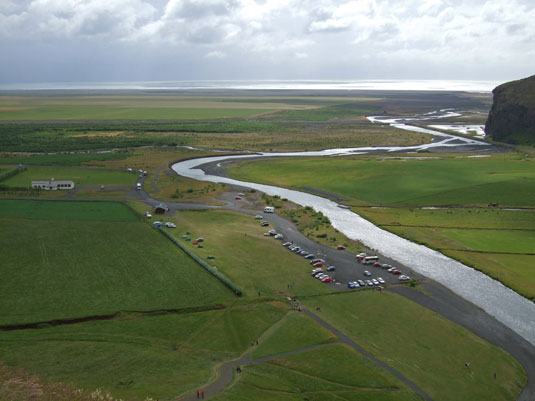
[274,234,284,240]
[366,280,374,286]
[316,273,327,280]
[363,270,371,276]
[311,259,325,265]
[282,242,292,247]
[399,275,411,281]
[145,213,152,219]
[381,264,391,269]
[304,254,315,259]
[292,247,301,253]
[327,265,336,272]
[260,221,269,227]
[373,262,382,268]
[196,238,204,242]
[235,196,242,200]
[391,269,402,275]
[263,232,270,236]
[336,245,345,250]
[372,279,379,286]
[268,229,277,236]
[312,262,324,268]
[164,222,176,228]
[238,193,245,196]
[311,268,323,276]
[348,282,357,289]
[357,280,366,287]
[377,277,386,284]
[255,215,263,219]
[321,276,333,283]
[356,253,366,261]
[299,250,308,255]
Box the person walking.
[196,389,200,398]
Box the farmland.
[0,201,234,325]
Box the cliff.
[485,74,535,144]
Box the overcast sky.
[1,0,534,84]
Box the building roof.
[32,180,74,185]
[155,202,169,210]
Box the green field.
[0,199,138,220]
[0,150,131,166]
[251,311,338,359]
[1,166,137,187]
[227,153,535,299]
[0,302,287,400]
[0,202,234,324]
[213,345,421,401]
[157,208,336,298]
[303,292,525,401]
[0,200,528,400]
[228,154,535,207]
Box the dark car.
[327,265,336,272]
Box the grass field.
[0,302,287,400]
[228,153,535,207]
[0,150,131,166]
[303,291,525,401]
[1,199,528,401]
[136,207,335,298]
[0,199,138,220]
[1,166,137,187]
[213,345,422,401]
[251,311,338,359]
[0,202,234,325]
[227,153,535,299]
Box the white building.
[31,180,75,190]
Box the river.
[172,111,535,347]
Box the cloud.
[205,50,226,58]
[0,0,534,83]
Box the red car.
[336,245,345,250]
[391,269,401,275]
[373,262,382,268]
[312,262,323,268]
[321,276,333,283]
[235,196,242,200]
[192,240,198,245]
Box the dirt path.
[177,307,432,401]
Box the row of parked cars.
[281,242,337,284]
[356,253,411,282]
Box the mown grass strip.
[158,228,243,297]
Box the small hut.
[154,202,169,214]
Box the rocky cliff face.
[485,74,535,144]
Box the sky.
[1,0,534,85]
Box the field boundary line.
[158,228,243,297]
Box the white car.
[165,222,176,228]
[372,279,379,286]
[377,277,386,284]
[399,275,411,281]
[363,270,371,277]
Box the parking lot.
[229,195,422,291]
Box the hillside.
[485,74,535,144]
